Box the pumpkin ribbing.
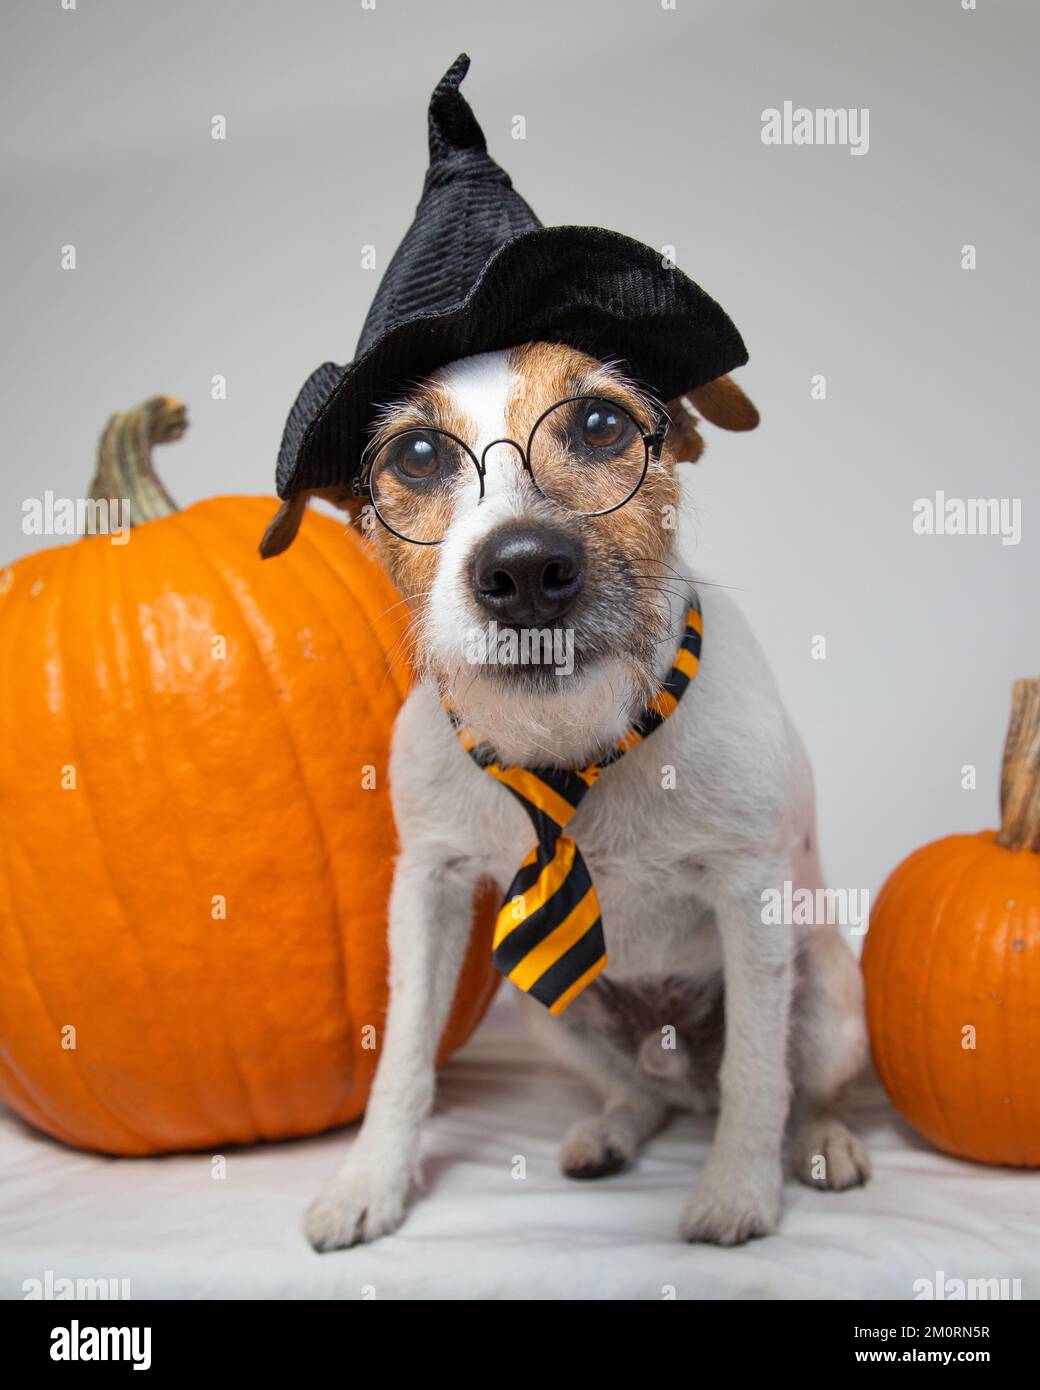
[0,398,498,1155]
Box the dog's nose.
[471,525,586,625]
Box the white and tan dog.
[275,341,869,1249]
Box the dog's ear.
[258,485,361,558]
[664,396,707,463]
[665,374,759,463]
[689,375,760,431]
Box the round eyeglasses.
[353,394,670,545]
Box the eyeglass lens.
[367,397,648,543]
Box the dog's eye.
[581,402,628,449]
[390,433,441,480]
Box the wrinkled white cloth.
[2,994,1037,1301]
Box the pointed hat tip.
[429,53,486,159]
[443,53,471,87]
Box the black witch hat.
[275,54,747,501]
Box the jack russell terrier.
[272,341,870,1249]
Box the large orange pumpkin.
[862,678,1040,1165]
[0,397,497,1156]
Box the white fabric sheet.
[2,994,1038,1301]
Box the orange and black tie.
[450,593,704,1016]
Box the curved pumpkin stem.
[995,677,1040,854]
[87,396,187,527]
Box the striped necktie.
[451,592,703,1016]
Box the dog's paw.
[678,1167,781,1246]
[303,1163,410,1253]
[560,1115,631,1179]
[794,1116,871,1191]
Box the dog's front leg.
[304,849,480,1251]
[680,868,794,1245]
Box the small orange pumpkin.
[862,678,1040,1165]
[0,397,498,1156]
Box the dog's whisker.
[375,604,434,692]
[376,589,436,622]
[369,589,436,690]
[629,556,744,595]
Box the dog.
[269,340,870,1249]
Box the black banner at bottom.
[2,1296,1028,1376]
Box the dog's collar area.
[444,587,702,774]
[445,590,703,1015]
